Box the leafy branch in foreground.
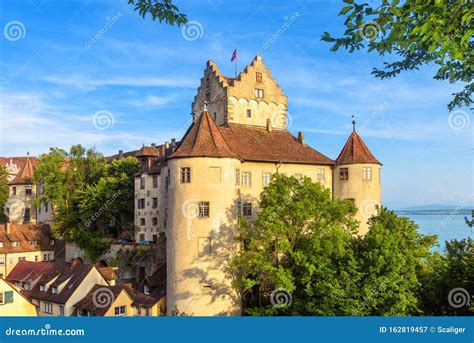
[128,0,188,26]
[322,0,473,110]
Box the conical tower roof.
[336,131,381,165]
[8,154,35,185]
[169,111,238,159]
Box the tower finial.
[352,115,356,132]
[202,101,208,112]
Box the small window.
[0,241,3,248]
[317,168,325,182]
[59,305,65,316]
[198,237,211,256]
[144,285,150,295]
[35,255,38,262]
[242,172,252,186]
[18,257,25,262]
[262,173,271,187]
[140,218,145,226]
[254,88,264,98]
[52,286,59,294]
[362,167,372,180]
[115,305,126,316]
[43,302,52,314]
[12,241,20,248]
[50,239,55,245]
[140,177,145,189]
[256,72,262,82]
[139,234,145,242]
[25,187,32,195]
[138,199,145,209]
[24,208,31,223]
[152,217,158,226]
[242,202,252,217]
[39,284,45,292]
[152,234,158,242]
[199,202,210,218]
[180,167,191,183]
[29,240,37,246]
[152,175,158,188]
[12,187,16,195]
[246,109,252,118]
[346,198,355,203]
[339,168,349,181]
[152,198,158,208]
[44,254,51,261]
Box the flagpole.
[234,49,238,78]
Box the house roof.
[169,112,334,165]
[0,278,38,309]
[335,131,381,165]
[0,157,38,174]
[0,224,54,254]
[73,284,134,316]
[6,261,55,284]
[97,267,117,284]
[8,156,35,185]
[133,264,166,308]
[28,262,100,305]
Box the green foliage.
[322,1,473,110]
[0,166,9,223]
[128,0,187,26]
[34,145,139,262]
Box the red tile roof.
[169,112,334,165]
[97,267,117,283]
[8,156,35,185]
[6,261,55,284]
[336,131,381,165]
[0,224,54,254]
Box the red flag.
[231,48,237,62]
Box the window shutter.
[4,291,13,304]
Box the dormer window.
[50,239,55,245]
[29,240,37,246]
[144,285,150,295]
[40,284,45,292]
[12,241,20,248]
[52,286,59,294]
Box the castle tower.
[333,121,382,235]
[191,55,288,129]
[166,111,241,316]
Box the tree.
[322,1,473,110]
[0,166,9,223]
[128,0,187,26]
[230,174,362,315]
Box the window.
[139,234,145,241]
[256,72,262,82]
[254,88,264,98]
[39,284,45,292]
[0,291,13,304]
[346,198,355,203]
[144,285,150,295]
[180,167,191,183]
[25,187,32,195]
[114,305,126,316]
[262,173,271,187]
[0,241,3,248]
[242,172,252,186]
[43,302,53,314]
[198,237,211,256]
[140,177,145,189]
[18,257,25,262]
[246,109,252,118]
[35,255,38,262]
[152,234,158,242]
[362,167,372,180]
[152,175,158,188]
[52,286,59,294]
[339,168,349,181]
[152,217,158,226]
[44,254,51,261]
[294,174,303,181]
[12,241,20,248]
[50,239,55,245]
[235,169,240,186]
[12,187,16,195]
[138,199,145,209]
[45,202,49,212]
[140,218,145,226]
[24,208,31,223]
[24,283,30,291]
[199,202,210,218]
[59,305,65,316]
[243,202,252,217]
[317,168,325,182]
[152,198,158,208]
[29,240,37,246]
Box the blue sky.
[0,0,472,209]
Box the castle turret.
[333,121,382,235]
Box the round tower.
[333,119,382,235]
[166,111,241,316]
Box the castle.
[2,55,381,316]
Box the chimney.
[70,258,78,268]
[266,118,272,132]
[5,222,10,234]
[171,138,176,146]
[118,150,123,159]
[298,131,305,145]
[151,143,156,147]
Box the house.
[28,260,108,316]
[133,263,166,316]
[73,284,135,316]
[0,223,55,278]
[0,278,37,316]
[6,260,55,293]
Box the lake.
[396,211,473,252]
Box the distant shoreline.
[395,209,472,216]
